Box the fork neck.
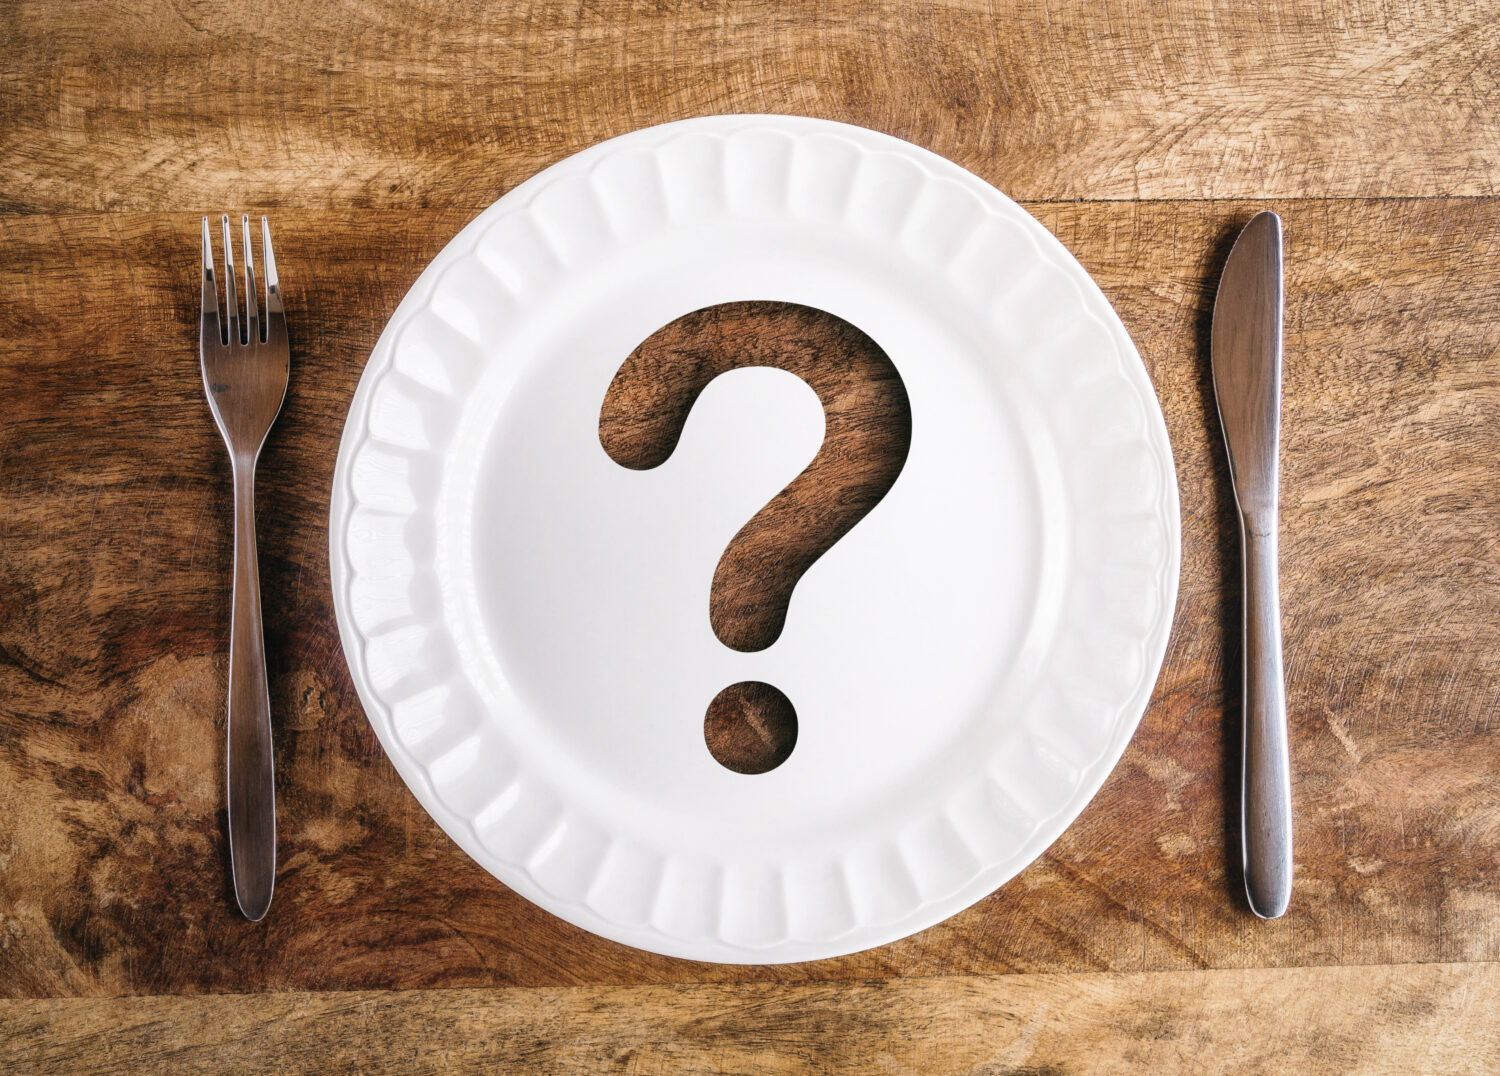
[228,448,260,478]
[229,452,260,510]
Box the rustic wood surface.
[2,0,1498,1070]
[3,0,1499,208]
[5,962,1499,1075]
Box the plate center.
[455,249,1052,835]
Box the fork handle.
[1240,516,1292,918]
[228,460,276,920]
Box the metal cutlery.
[200,214,289,921]
[1211,210,1292,919]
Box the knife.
[1211,210,1292,919]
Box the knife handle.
[1240,515,1292,918]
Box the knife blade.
[1211,210,1292,919]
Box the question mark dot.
[704,681,798,775]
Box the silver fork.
[200,214,289,921]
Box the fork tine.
[241,214,260,344]
[221,214,239,346]
[201,216,222,347]
[261,216,284,319]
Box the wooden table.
[3,1,1498,1071]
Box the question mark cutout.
[600,302,912,774]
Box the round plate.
[330,115,1180,963]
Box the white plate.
[330,116,1179,964]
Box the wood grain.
[4,961,1497,1074]
[3,0,1500,212]
[2,199,1497,1000]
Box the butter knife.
[1211,210,1292,919]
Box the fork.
[200,214,289,921]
